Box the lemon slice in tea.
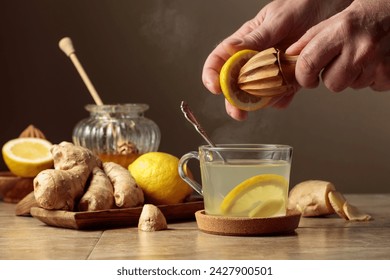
[220,49,274,111]
[220,174,287,217]
[248,198,286,218]
[2,137,53,177]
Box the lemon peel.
[2,137,53,177]
[128,152,193,205]
[220,49,274,111]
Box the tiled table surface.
[0,194,389,260]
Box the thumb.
[235,25,274,51]
[221,21,275,53]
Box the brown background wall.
[1,0,389,193]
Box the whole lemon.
[128,152,193,205]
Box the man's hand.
[202,0,353,120]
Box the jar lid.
[85,103,149,114]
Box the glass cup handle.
[178,151,203,196]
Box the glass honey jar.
[72,103,160,168]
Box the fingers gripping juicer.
[238,47,298,99]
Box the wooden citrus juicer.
[237,47,298,98]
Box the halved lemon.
[2,137,53,177]
[220,49,274,111]
[220,174,288,217]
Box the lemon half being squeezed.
[220,49,274,111]
[220,174,288,218]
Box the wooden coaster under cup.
[195,210,301,236]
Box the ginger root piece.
[34,142,101,211]
[78,166,114,211]
[329,191,372,221]
[328,191,348,219]
[343,203,372,221]
[288,180,336,216]
[138,204,167,232]
[290,179,373,221]
[103,162,144,208]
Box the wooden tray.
[0,171,33,203]
[195,210,301,236]
[30,200,204,230]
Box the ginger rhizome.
[288,180,372,221]
[33,142,144,212]
[78,166,114,211]
[33,142,101,211]
[288,180,336,216]
[103,162,144,208]
[138,204,167,232]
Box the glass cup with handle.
[178,144,293,218]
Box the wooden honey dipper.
[237,48,298,98]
